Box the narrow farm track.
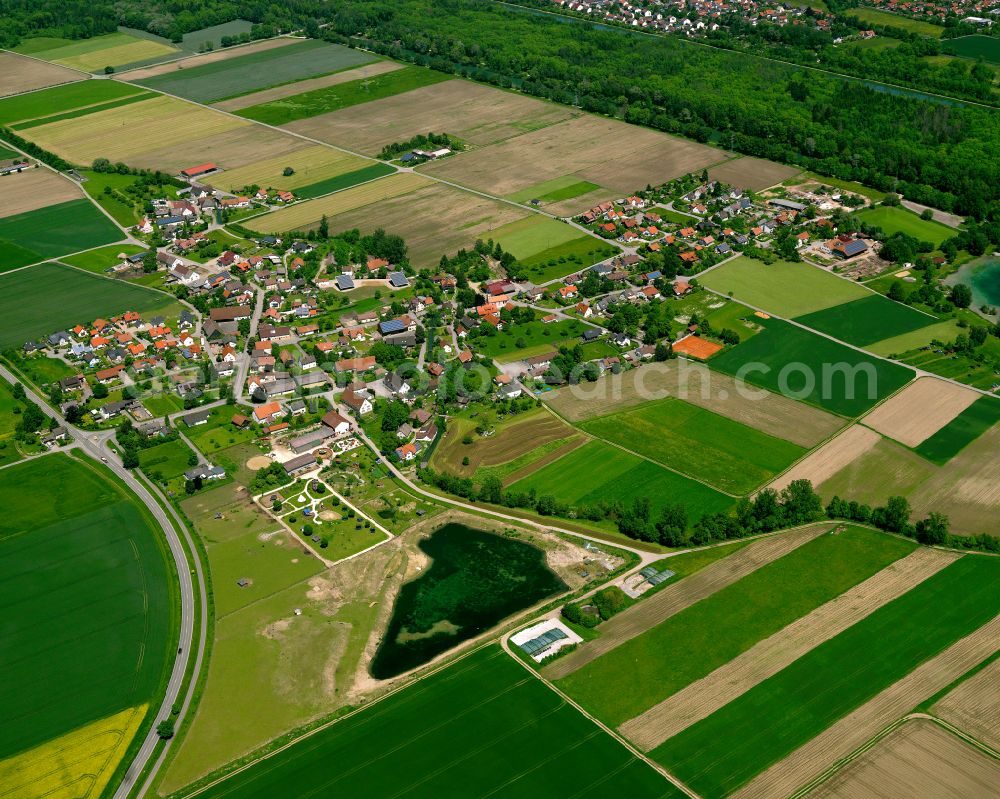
[620,547,961,749]
[541,524,829,681]
[731,613,1000,799]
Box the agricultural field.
[0,52,82,97]
[0,262,176,348]
[544,358,844,447]
[913,395,1000,464]
[508,439,734,521]
[942,34,1000,65]
[896,344,1000,392]
[508,175,602,205]
[847,7,944,36]
[15,31,178,72]
[131,39,376,103]
[709,316,915,417]
[932,657,1000,750]
[120,37,295,81]
[557,526,915,727]
[860,376,981,448]
[421,114,727,215]
[201,145,378,194]
[577,397,806,494]
[490,215,603,262]
[285,77,577,155]
[0,199,124,271]
[810,719,1000,799]
[706,156,801,191]
[0,79,142,126]
[864,317,962,357]
[0,454,175,799]
[185,645,678,799]
[795,294,938,348]
[856,205,954,247]
[0,167,83,219]
[651,555,1000,798]
[699,256,869,318]
[237,65,453,125]
[770,425,882,492]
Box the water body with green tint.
[370,524,566,679]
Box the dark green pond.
[370,523,567,679]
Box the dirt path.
[621,547,960,749]
[541,524,830,681]
[731,613,1000,799]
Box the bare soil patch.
[216,60,404,112]
[933,656,1000,749]
[542,524,829,680]
[621,547,959,750]
[285,78,575,153]
[861,377,979,447]
[246,455,272,471]
[544,361,843,448]
[119,38,297,81]
[770,425,881,492]
[0,167,82,219]
[732,613,1000,799]
[708,156,801,191]
[810,719,1000,799]
[0,52,83,97]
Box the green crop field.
[14,31,178,72]
[700,256,869,318]
[652,554,1000,798]
[0,262,176,348]
[295,163,396,198]
[11,91,157,130]
[856,206,954,247]
[559,527,914,726]
[794,294,938,348]
[237,65,452,125]
[139,439,198,481]
[0,80,140,126]
[914,396,1000,464]
[0,199,124,271]
[942,34,1000,64]
[191,645,678,799]
[509,440,734,520]
[847,7,944,36]
[578,398,806,493]
[865,318,962,357]
[508,176,602,204]
[134,40,377,103]
[0,454,175,780]
[518,237,618,282]
[491,215,586,259]
[709,317,914,417]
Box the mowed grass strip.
[578,398,805,494]
[914,396,1000,464]
[489,215,586,259]
[508,439,734,519]
[793,294,937,348]
[191,645,678,799]
[243,172,431,232]
[651,554,1000,799]
[132,40,376,103]
[0,262,175,348]
[699,256,869,318]
[558,527,915,727]
[237,65,453,125]
[0,199,123,271]
[709,317,914,417]
[0,80,140,126]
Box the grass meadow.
[914,396,1000,464]
[238,65,452,125]
[474,316,589,362]
[60,243,145,273]
[578,397,806,494]
[709,317,914,417]
[14,31,178,72]
[0,454,175,790]
[559,527,914,726]
[191,645,678,799]
[0,262,176,348]
[0,80,140,126]
[652,554,1000,798]
[942,34,1000,65]
[856,206,954,247]
[794,294,938,348]
[847,7,944,36]
[509,439,735,519]
[0,199,124,271]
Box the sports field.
[942,34,1000,64]
[0,52,82,98]
[558,527,915,727]
[0,79,141,126]
[132,40,376,103]
[202,145,376,193]
[0,262,176,348]
[508,439,734,520]
[856,205,954,246]
[578,397,805,493]
[0,454,175,799]
[238,66,453,125]
[699,256,869,318]
[709,317,914,417]
[913,395,1000,464]
[0,199,124,271]
[651,554,1000,798]
[795,294,937,348]
[189,645,678,799]
[15,31,178,72]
